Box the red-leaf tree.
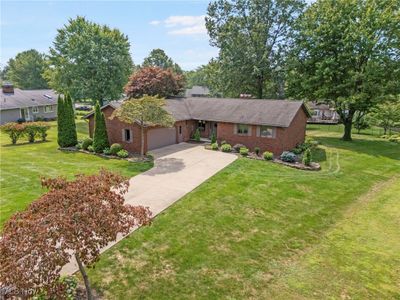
[125,66,185,98]
[0,170,151,299]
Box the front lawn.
[87,126,400,299]
[0,119,153,229]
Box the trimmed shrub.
[302,148,312,166]
[103,147,112,155]
[0,122,26,144]
[221,143,232,152]
[82,138,93,150]
[211,132,217,144]
[35,122,51,141]
[87,145,94,152]
[76,142,82,150]
[240,147,249,156]
[24,123,39,143]
[233,143,245,152]
[292,146,303,155]
[263,151,273,160]
[211,142,219,150]
[117,149,129,158]
[280,151,296,163]
[221,140,227,145]
[193,128,201,142]
[255,147,260,155]
[110,143,123,155]
[92,101,109,153]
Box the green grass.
[86,126,400,299]
[0,119,152,228]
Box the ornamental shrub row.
[0,122,51,144]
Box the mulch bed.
[59,147,153,162]
[205,147,321,171]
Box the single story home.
[85,97,310,156]
[307,101,339,124]
[0,83,58,124]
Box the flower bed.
[59,146,153,162]
[204,143,321,171]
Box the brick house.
[85,97,310,155]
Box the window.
[236,124,249,135]
[44,105,53,113]
[123,129,132,142]
[259,126,276,138]
[179,126,182,134]
[32,106,39,114]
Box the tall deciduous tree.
[45,16,133,106]
[111,96,175,156]
[4,49,48,89]
[142,48,183,74]
[206,0,304,99]
[287,0,400,140]
[124,67,185,99]
[93,101,109,153]
[0,170,151,300]
[370,100,400,135]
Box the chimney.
[2,83,14,94]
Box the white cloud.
[149,20,161,26]
[153,15,207,36]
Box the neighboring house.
[85,97,310,156]
[307,101,339,124]
[0,83,58,124]
[185,86,210,97]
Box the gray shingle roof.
[0,88,58,111]
[86,97,309,128]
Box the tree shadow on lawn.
[1,140,51,147]
[314,136,400,160]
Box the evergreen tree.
[65,93,78,146]
[93,101,109,153]
[57,95,67,147]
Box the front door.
[20,108,30,121]
[209,122,217,138]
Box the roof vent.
[44,94,52,99]
[31,98,35,101]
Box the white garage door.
[147,127,176,150]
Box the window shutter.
[234,124,237,134]
[121,129,125,141]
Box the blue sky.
[1,0,218,71]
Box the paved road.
[61,142,237,275]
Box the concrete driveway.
[61,142,237,275]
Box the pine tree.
[57,95,67,147]
[93,101,109,153]
[64,93,78,146]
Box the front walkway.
[61,142,237,275]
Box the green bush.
[302,148,312,166]
[221,140,227,145]
[254,147,260,155]
[240,147,249,156]
[193,128,201,142]
[57,93,78,147]
[211,142,219,150]
[263,151,273,160]
[60,276,78,300]
[292,146,303,155]
[117,149,129,158]
[76,142,82,150]
[221,143,232,152]
[87,145,94,152]
[0,122,26,144]
[233,143,245,152]
[211,132,217,144]
[110,143,123,155]
[103,147,112,155]
[35,122,51,141]
[82,138,93,150]
[280,151,296,163]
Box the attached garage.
[147,127,176,150]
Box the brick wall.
[216,108,308,155]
